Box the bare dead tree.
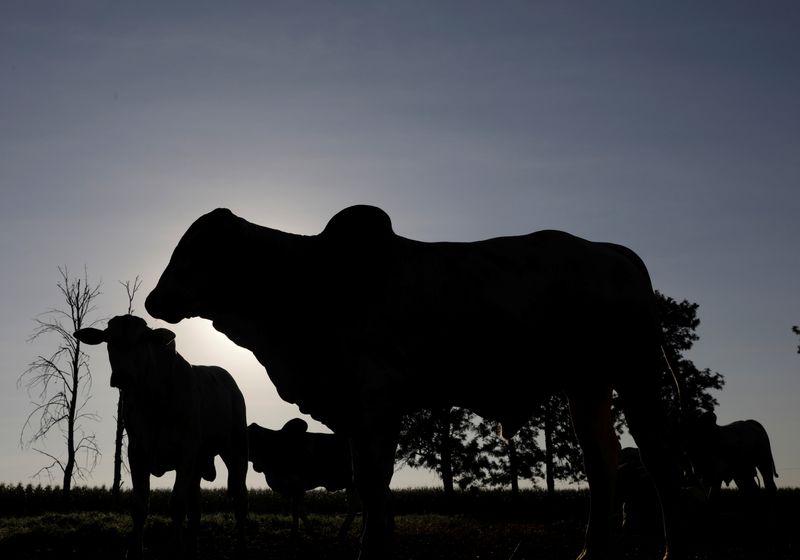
[18,266,102,504]
[120,276,142,315]
[111,275,142,502]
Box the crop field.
[0,485,798,559]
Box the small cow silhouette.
[75,315,248,558]
[248,418,357,539]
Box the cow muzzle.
[144,291,185,324]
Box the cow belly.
[130,435,182,476]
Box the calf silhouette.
[249,418,357,539]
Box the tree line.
[18,267,797,503]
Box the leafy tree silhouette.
[397,407,489,495]
[653,290,724,415]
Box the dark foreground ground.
[0,486,798,559]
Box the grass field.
[0,485,798,559]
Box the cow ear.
[282,418,308,434]
[148,328,176,346]
[74,328,107,345]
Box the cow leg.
[756,463,778,556]
[758,458,778,497]
[734,472,758,495]
[351,414,399,560]
[170,468,194,558]
[222,449,249,551]
[338,484,359,541]
[619,385,684,560]
[568,388,618,560]
[127,453,150,560]
[184,473,202,560]
[290,494,304,539]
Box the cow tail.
[772,447,779,479]
[661,345,683,417]
[762,422,779,479]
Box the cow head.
[681,410,720,482]
[74,315,176,391]
[247,419,309,475]
[683,410,719,441]
[246,423,276,475]
[146,208,245,324]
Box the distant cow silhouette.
[75,315,248,558]
[146,205,683,560]
[684,411,778,499]
[248,418,358,539]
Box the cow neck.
[216,224,316,336]
[241,223,313,291]
[130,344,184,423]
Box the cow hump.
[322,205,394,241]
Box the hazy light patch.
[167,318,255,370]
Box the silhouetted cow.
[248,418,357,539]
[75,315,248,558]
[684,411,778,499]
[146,205,683,560]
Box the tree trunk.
[63,348,81,506]
[63,427,74,505]
[544,399,555,497]
[112,392,125,503]
[438,408,454,496]
[508,438,519,495]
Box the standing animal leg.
[734,472,758,495]
[128,450,150,560]
[185,472,203,560]
[756,448,779,556]
[760,466,778,495]
[619,382,684,560]
[338,484,359,541]
[170,467,194,558]
[351,413,399,560]
[290,494,311,538]
[568,388,618,560]
[222,448,249,549]
[757,436,778,498]
[706,478,722,503]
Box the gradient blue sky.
[2,1,798,490]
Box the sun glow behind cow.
[142,317,328,488]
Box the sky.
[1,1,798,491]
